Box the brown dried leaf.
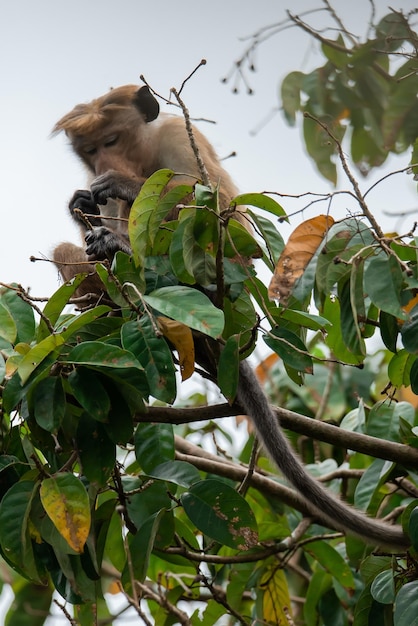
[268,214,334,305]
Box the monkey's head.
[52,85,160,176]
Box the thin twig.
[170,87,211,187]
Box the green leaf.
[0,301,17,344]
[40,473,91,553]
[364,254,406,319]
[339,279,366,356]
[321,35,350,68]
[401,305,418,353]
[264,326,313,373]
[181,479,258,550]
[408,506,418,551]
[279,308,331,331]
[65,341,144,371]
[382,59,418,151]
[193,201,220,250]
[350,256,366,340]
[169,212,196,284]
[170,209,218,286]
[4,580,53,626]
[248,210,285,267]
[37,274,88,341]
[224,219,262,259]
[122,510,165,590]
[218,334,240,402]
[232,192,287,220]
[76,416,115,487]
[304,570,333,626]
[322,295,363,365]
[367,400,414,443]
[128,169,176,268]
[303,541,355,589]
[0,481,44,583]
[60,305,112,340]
[394,581,418,626]
[121,316,176,403]
[411,138,418,180]
[149,183,193,243]
[1,287,35,344]
[352,583,374,626]
[68,368,110,422]
[18,334,66,384]
[380,311,399,352]
[303,108,345,184]
[126,480,172,530]
[388,350,415,388]
[33,377,66,433]
[134,422,174,473]
[281,71,304,125]
[147,460,201,487]
[144,286,224,339]
[103,383,134,444]
[370,570,395,604]
[354,459,394,513]
[222,289,257,344]
[96,253,145,306]
[410,359,418,394]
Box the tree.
[1,5,418,625]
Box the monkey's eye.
[84,146,97,156]
[104,135,119,148]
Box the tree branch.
[138,404,418,467]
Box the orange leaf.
[268,214,334,305]
[255,353,279,384]
[158,316,195,381]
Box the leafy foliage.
[1,6,418,624]
[1,162,418,623]
[280,11,418,183]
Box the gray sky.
[2,0,417,298]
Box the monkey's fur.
[52,85,410,549]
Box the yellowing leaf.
[40,474,91,553]
[260,566,293,625]
[158,316,195,381]
[268,215,334,305]
[401,292,418,321]
[255,353,279,384]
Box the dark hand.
[90,170,142,206]
[85,226,132,261]
[69,190,102,227]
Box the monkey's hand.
[91,170,143,205]
[69,190,102,228]
[85,226,132,262]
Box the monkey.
[52,84,242,293]
[52,85,410,549]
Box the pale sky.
[2,0,417,299]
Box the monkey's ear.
[134,86,160,122]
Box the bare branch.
[136,405,418,467]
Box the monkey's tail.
[236,360,410,549]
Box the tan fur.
[53,85,241,295]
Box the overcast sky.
[1,0,417,299]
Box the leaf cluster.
[280,10,418,183]
[0,166,418,624]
